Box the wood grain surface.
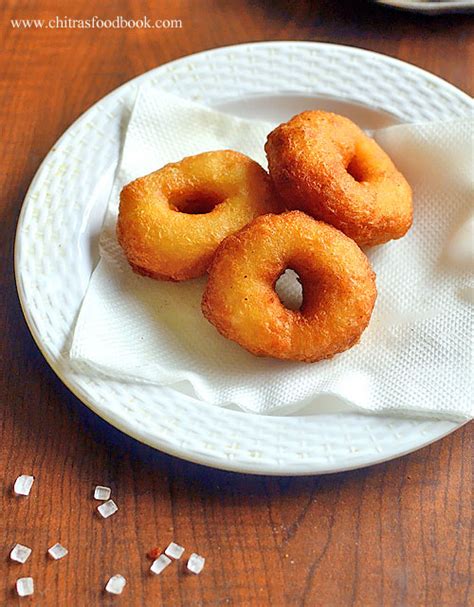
[1,1,472,605]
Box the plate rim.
[375,0,474,12]
[14,40,470,475]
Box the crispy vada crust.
[202,211,377,362]
[265,111,413,247]
[117,150,279,281]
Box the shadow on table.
[254,0,473,38]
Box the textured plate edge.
[13,41,469,475]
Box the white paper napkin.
[70,88,474,420]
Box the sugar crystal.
[16,577,34,597]
[165,541,185,560]
[48,543,68,560]
[97,499,118,518]
[187,552,205,574]
[14,475,34,496]
[105,574,127,595]
[10,544,32,564]
[150,554,171,575]
[94,485,111,501]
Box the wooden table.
[1,1,472,605]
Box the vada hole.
[275,269,303,311]
[169,190,224,215]
[346,156,365,183]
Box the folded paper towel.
[70,87,473,420]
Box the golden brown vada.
[202,211,377,362]
[117,150,279,281]
[265,111,413,247]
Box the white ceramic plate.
[375,0,474,14]
[15,42,471,475]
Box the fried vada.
[265,111,412,247]
[202,211,377,362]
[117,150,279,281]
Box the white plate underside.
[375,0,474,14]
[15,42,471,475]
